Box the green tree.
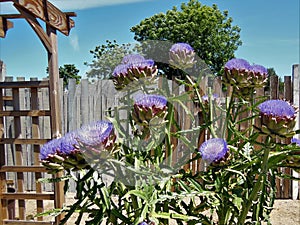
[85,40,139,80]
[59,64,81,87]
[130,0,242,76]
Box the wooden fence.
[0,65,299,200]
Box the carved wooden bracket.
[0,0,76,37]
[0,17,13,38]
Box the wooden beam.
[0,80,49,88]
[0,166,48,173]
[0,12,76,19]
[3,220,54,225]
[0,14,23,19]
[0,138,49,145]
[45,24,65,225]
[0,193,55,200]
[12,0,75,35]
[0,17,13,38]
[0,110,51,116]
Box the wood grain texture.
[13,0,75,35]
[0,17,13,38]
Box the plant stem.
[238,136,272,224]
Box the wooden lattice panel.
[0,78,63,225]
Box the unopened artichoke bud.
[132,94,168,127]
[199,138,229,166]
[112,54,157,90]
[169,43,196,70]
[257,100,297,137]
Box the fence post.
[292,64,300,200]
[284,76,292,198]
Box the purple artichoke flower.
[250,64,268,87]
[170,43,194,52]
[121,54,145,64]
[60,131,80,155]
[225,58,251,71]
[251,64,268,75]
[258,100,296,137]
[76,120,115,151]
[40,138,62,161]
[40,121,115,172]
[223,58,268,96]
[138,222,148,225]
[199,138,229,164]
[291,138,300,146]
[112,54,157,90]
[132,94,168,126]
[40,137,81,172]
[202,93,219,103]
[169,42,196,70]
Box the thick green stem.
[238,136,272,224]
[166,102,174,167]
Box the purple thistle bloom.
[138,222,148,225]
[112,54,157,90]
[121,54,145,64]
[291,138,300,146]
[132,94,168,126]
[251,64,268,75]
[225,58,251,71]
[134,94,167,108]
[258,100,296,119]
[112,64,129,77]
[199,138,228,164]
[169,43,196,70]
[170,43,194,53]
[40,138,62,160]
[113,54,155,77]
[258,100,296,137]
[76,121,114,147]
[202,93,219,102]
[127,59,155,70]
[60,131,79,155]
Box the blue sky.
[0,0,299,79]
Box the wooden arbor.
[0,0,76,224]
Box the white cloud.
[70,32,79,51]
[49,0,149,11]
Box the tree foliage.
[130,0,242,75]
[85,40,138,80]
[59,64,81,87]
[46,64,81,87]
